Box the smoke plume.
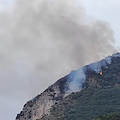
[0,0,116,119]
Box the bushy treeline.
[94,113,120,120]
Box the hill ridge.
[16,52,120,120]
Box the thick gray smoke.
[0,0,116,120]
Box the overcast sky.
[80,0,120,49]
[0,0,119,120]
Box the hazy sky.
[0,0,119,120]
[80,0,120,49]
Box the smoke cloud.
[0,0,116,120]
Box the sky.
[80,0,120,49]
[0,0,15,9]
[0,0,119,120]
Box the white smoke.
[67,67,86,94]
[0,0,117,120]
[67,53,120,94]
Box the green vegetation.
[62,87,120,120]
[40,57,120,120]
[94,113,120,120]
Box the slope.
[40,56,120,120]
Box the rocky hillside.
[16,76,69,120]
[40,53,120,120]
[16,53,120,120]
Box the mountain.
[16,53,120,120]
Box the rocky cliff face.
[16,53,120,120]
[16,76,69,120]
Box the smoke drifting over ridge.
[0,0,116,110]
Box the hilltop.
[16,53,120,120]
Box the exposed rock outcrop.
[16,76,69,120]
